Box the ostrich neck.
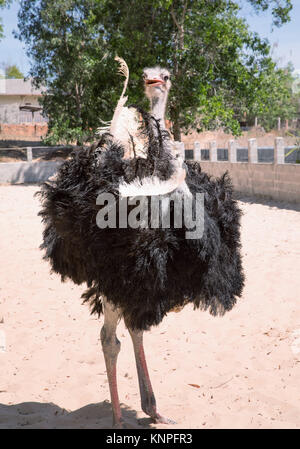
[150,94,168,129]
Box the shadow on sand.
[0,401,154,429]
[235,193,300,212]
[0,161,63,184]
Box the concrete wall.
[0,161,62,184]
[1,138,299,203]
[175,137,300,203]
[199,161,300,203]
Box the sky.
[239,1,300,72]
[0,0,299,77]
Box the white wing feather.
[119,160,189,197]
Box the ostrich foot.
[152,413,176,425]
[143,405,176,424]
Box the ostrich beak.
[145,78,164,87]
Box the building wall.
[0,95,43,124]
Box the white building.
[0,78,47,124]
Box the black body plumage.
[37,107,244,330]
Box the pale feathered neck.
[150,95,168,129]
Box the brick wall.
[0,123,48,141]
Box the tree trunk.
[169,3,187,143]
[172,118,181,142]
[170,107,181,141]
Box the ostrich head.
[143,66,171,100]
[143,66,171,128]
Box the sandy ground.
[0,185,299,429]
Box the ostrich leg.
[101,298,123,428]
[127,327,175,424]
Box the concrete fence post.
[228,140,237,163]
[248,138,258,163]
[26,147,32,162]
[209,141,217,162]
[277,117,281,131]
[194,141,201,161]
[274,137,285,165]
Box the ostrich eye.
[163,75,169,81]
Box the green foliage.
[15,0,295,143]
[247,0,292,27]
[247,63,300,131]
[42,121,86,146]
[5,64,24,78]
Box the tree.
[95,0,295,140]
[16,0,120,145]
[246,0,292,27]
[16,0,294,143]
[247,63,300,130]
[5,64,24,78]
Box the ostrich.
[38,58,244,428]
